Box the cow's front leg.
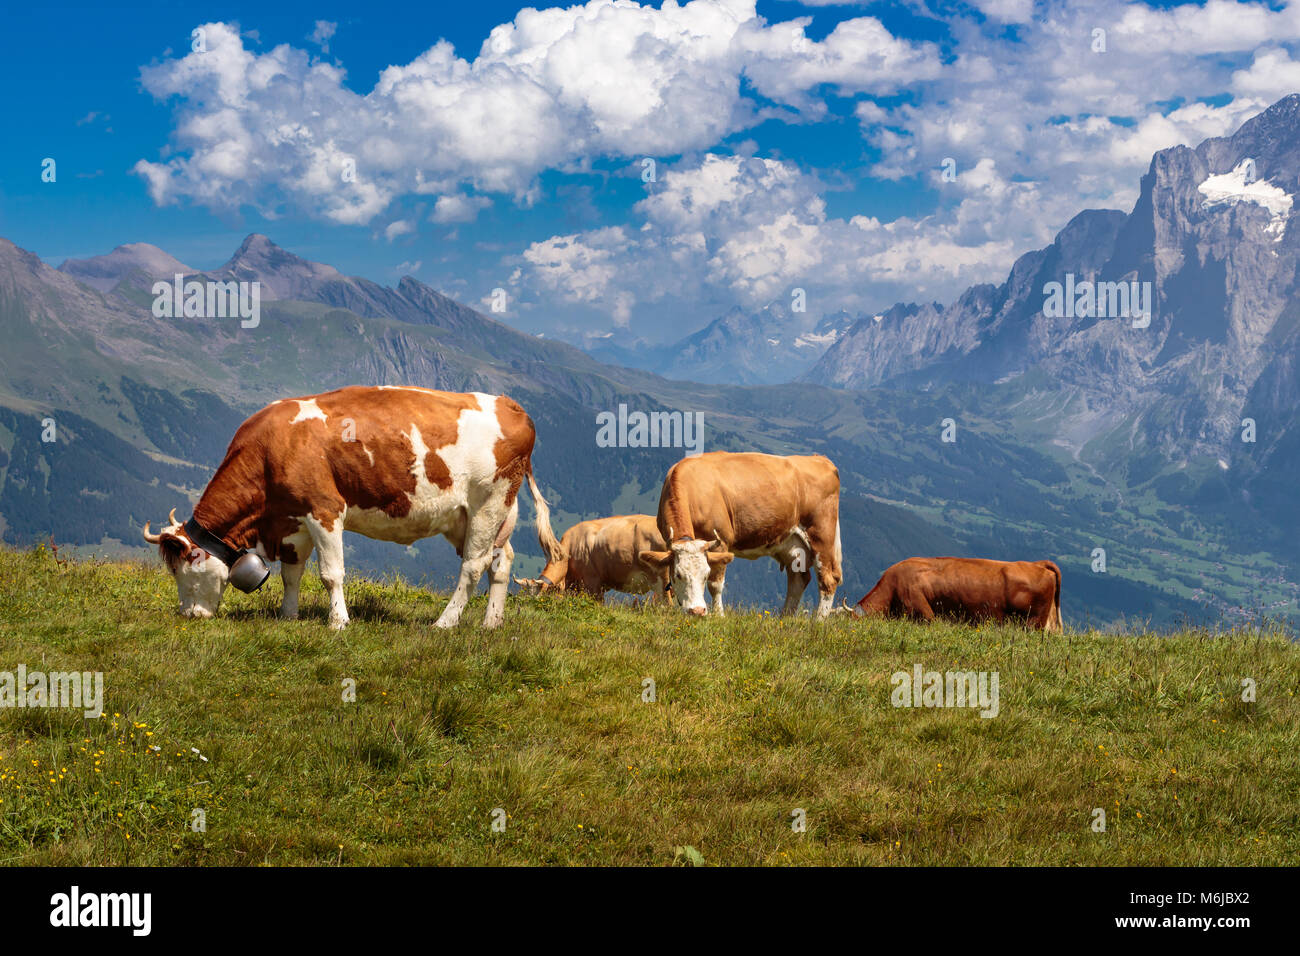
[278,531,314,620]
[906,591,936,623]
[305,515,349,629]
[280,559,308,620]
[708,566,727,617]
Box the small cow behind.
[513,514,669,603]
[638,451,842,617]
[850,557,1062,631]
[142,385,563,629]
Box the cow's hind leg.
[305,514,349,630]
[482,497,519,628]
[436,506,504,629]
[483,540,514,628]
[780,541,812,616]
[1029,597,1055,631]
[806,512,843,619]
[278,529,314,620]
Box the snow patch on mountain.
[794,329,841,349]
[1198,159,1293,241]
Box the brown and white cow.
[849,557,1062,631]
[637,452,842,617]
[513,514,669,603]
[141,385,563,629]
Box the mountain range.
[6,95,1300,628]
[583,303,854,385]
[806,103,1300,476]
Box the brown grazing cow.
[637,451,842,617]
[850,557,1062,631]
[142,386,563,629]
[514,514,669,603]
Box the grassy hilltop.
[1,545,1298,866]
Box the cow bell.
[228,552,271,593]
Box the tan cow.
[141,385,563,629]
[513,514,669,602]
[850,557,1062,631]
[637,451,842,617]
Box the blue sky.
[2,0,1296,344]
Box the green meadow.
[1,545,1297,866]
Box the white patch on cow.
[362,445,375,466]
[435,393,506,488]
[290,399,328,424]
[340,393,508,560]
[409,424,433,486]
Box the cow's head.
[142,509,230,618]
[638,534,732,616]
[513,574,563,595]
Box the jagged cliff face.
[808,94,1300,466]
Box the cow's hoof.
[433,616,459,630]
[328,617,349,630]
[483,614,504,629]
[279,610,299,621]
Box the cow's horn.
[168,507,180,527]
[142,521,161,544]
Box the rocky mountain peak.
[215,234,343,299]
[58,242,196,292]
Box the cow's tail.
[526,462,565,565]
[1043,560,1063,632]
